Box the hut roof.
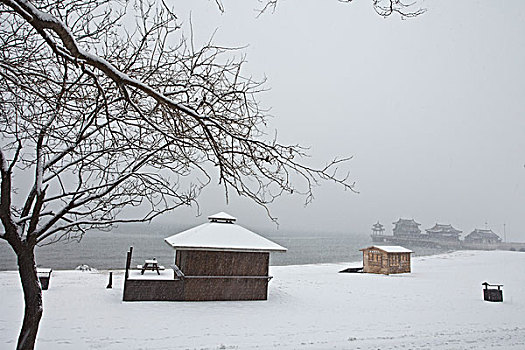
[164,212,287,252]
[360,245,413,253]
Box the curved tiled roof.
[426,223,462,234]
[465,228,501,241]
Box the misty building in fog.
[371,221,385,236]
[464,229,502,245]
[425,224,462,241]
[392,219,421,237]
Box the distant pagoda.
[392,218,421,237]
[464,228,501,245]
[425,223,462,241]
[371,221,385,236]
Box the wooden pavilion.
[360,245,413,275]
[123,212,286,301]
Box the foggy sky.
[158,0,525,241]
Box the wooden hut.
[123,212,286,301]
[360,245,413,275]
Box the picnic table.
[137,259,165,275]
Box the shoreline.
[1,248,521,272]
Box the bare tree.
[260,0,425,18]
[0,0,421,349]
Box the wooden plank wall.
[123,250,272,301]
[183,278,269,301]
[123,279,184,301]
[176,250,269,276]
[123,277,269,301]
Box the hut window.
[392,254,399,265]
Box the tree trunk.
[16,247,43,350]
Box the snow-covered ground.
[1,250,524,349]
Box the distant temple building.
[425,223,462,241]
[392,218,421,237]
[464,229,502,245]
[370,218,508,250]
[371,222,385,236]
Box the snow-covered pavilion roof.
[208,212,236,223]
[360,245,413,253]
[164,212,287,252]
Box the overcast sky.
[159,0,525,241]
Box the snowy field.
[1,250,525,349]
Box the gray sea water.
[0,225,446,271]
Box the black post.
[125,246,133,280]
[123,247,133,302]
[106,271,113,289]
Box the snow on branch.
[0,0,356,246]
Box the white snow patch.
[127,269,173,280]
[164,221,287,252]
[75,264,98,272]
[1,251,525,349]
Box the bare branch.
[1,0,358,250]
